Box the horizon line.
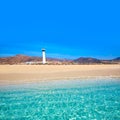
[0,54,119,60]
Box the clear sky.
[0,0,120,59]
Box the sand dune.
[0,65,120,85]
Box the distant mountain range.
[0,55,42,64]
[0,54,120,64]
[112,57,120,61]
[73,57,101,64]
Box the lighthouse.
[42,49,46,64]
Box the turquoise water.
[0,78,120,120]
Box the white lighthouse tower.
[42,49,46,64]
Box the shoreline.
[0,65,120,85]
[0,76,120,87]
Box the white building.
[42,49,46,64]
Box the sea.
[0,78,120,120]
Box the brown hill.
[73,57,102,64]
[0,55,120,64]
[0,55,71,65]
[0,55,42,64]
[112,57,120,61]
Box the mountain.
[112,57,120,61]
[73,57,102,64]
[0,54,42,64]
[0,55,120,64]
[0,54,71,65]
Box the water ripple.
[0,78,120,120]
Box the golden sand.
[0,65,120,85]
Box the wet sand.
[0,65,120,85]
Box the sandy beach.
[0,65,120,85]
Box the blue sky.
[0,0,120,59]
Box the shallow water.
[0,78,120,120]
